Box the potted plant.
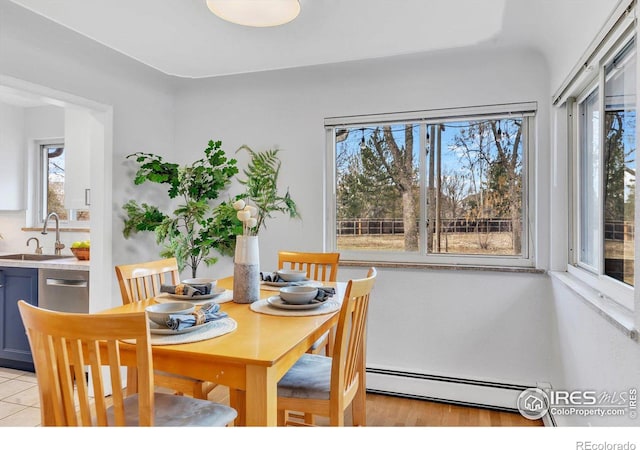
[122,140,241,277]
[221,146,300,302]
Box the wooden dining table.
[101,276,343,426]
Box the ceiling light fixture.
[206,0,301,27]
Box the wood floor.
[0,366,542,427]
[206,385,542,427]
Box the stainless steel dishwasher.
[38,269,90,313]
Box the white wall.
[0,103,25,210]
[548,277,640,426]
[0,0,176,310]
[173,45,558,394]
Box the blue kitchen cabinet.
[0,267,38,371]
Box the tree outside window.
[334,115,525,257]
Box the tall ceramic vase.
[233,235,260,303]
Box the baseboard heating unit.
[366,367,537,414]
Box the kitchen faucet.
[42,212,65,255]
[26,237,43,254]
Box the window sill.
[340,259,545,274]
[549,270,637,341]
[21,227,90,233]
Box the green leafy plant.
[228,145,300,236]
[122,140,241,277]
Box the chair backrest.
[331,267,376,404]
[18,301,155,426]
[278,251,340,282]
[115,258,180,304]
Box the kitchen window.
[38,141,90,227]
[325,103,535,267]
[569,36,636,311]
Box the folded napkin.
[312,287,336,303]
[166,302,228,331]
[260,271,286,283]
[260,272,308,284]
[160,283,210,297]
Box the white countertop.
[0,254,90,271]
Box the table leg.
[245,365,278,426]
[229,389,246,426]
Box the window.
[571,37,636,310]
[38,141,90,226]
[326,103,534,267]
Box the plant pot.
[233,235,260,303]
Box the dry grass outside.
[338,232,520,256]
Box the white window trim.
[324,102,537,268]
[31,138,90,229]
[566,31,636,312]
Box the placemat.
[260,280,323,292]
[155,289,233,305]
[250,299,340,316]
[123,318,237,346]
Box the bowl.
[279,286,318,305]
[181,278,217,292]
[145,302,195,326]
[277,269,307,282]
[70,247,90,261]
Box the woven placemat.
[250,299,340,317]
[123,317,237,346]
[155,289,233,305]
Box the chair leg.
[351,386,366,426]
[126,367,138,396]
[193,382,207,400]
[277,409,286,426]
[352,367,367,426]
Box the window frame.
[34,139,90,229]
[324,102,537,268]
[568,33,636,312]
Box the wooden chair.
[278,251,340,284]
[276,267,377,426]
[18,301,236,426]
[115,258,216,400]
[278,251,340,355]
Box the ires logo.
[518,388,638,420]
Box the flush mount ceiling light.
[206,0,301,27]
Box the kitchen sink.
[0,253,73,261]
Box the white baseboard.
[366,366,539,414]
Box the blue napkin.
[166,303,228,331]
[260,271,287,282]
[313,287,335,303]
[260,271,309,284]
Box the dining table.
[100,276,344,426]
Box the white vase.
[233,235,260,303]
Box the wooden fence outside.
[337,218,634,241]
[336,218,514,235]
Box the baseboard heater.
[366,367,535,414]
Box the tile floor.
[0,367,41,426]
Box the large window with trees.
[326,103,534,267]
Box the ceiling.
[7,0,620,79]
